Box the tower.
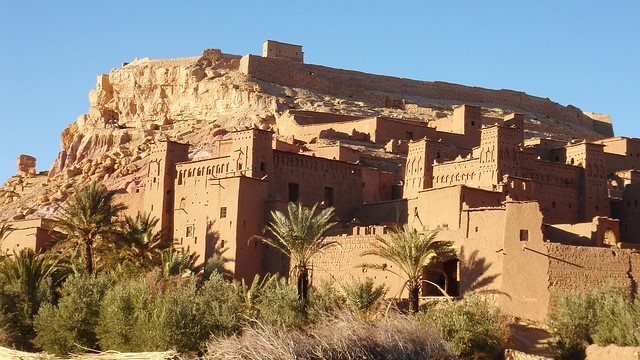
[403,139,450,198]
[565,142,609,221]
[229,129,274,179]
[477,125,522,189]
[143,141,189,236]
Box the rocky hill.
[0,47,613,221]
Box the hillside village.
[2,40,640,323]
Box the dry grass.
[0,346,181,359]
[204,312,455,360]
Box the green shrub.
[255,277,307,328]
[308,280,344,317]
[33,274,110,356]
[547,288,596,360]
[591,285,640,346]
[136,274,240,353]
[142,279,207,353]
[547,285,640,359]
[421,294,510,359]
[197,273,243,337]
[95,278,152,352]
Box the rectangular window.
[220,207,227,219]
[288,182,299,202]
[324,187,334,207]
[519,229,529,242]
[185,225,194,238]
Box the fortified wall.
[240,55,613,137]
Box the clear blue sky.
[1,1,638,183]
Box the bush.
[420,294,510,359]
[254,277,307,328]
[591,285,640,346]
[547,288,596,360]
[205,312,455,360]
[137,274,241,353]
[547,285,640,359]
[95,278,152,352]
[33,274,110,356]
[341,277,387,318]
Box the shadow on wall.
[205,219,235,279]
[459,248,510,299]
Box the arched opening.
[421,258,460,297]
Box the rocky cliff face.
[0,48,610,221]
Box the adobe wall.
[271,151,363,222]
[615,183,640,243]
[355,199,408,225]
[432,158,479,188]
[278,114,378,143]
[1,219,54,254]
[240,55,613,137]
[373,117,433,144]
[361,167,394,203]
[500,202,551,321]
[457,207,506,298]
[310,234,410,299]
[601,137,640,172]
[304,145,361,163]
[262,40,303,62]
[545,243,640,304]
[173,171,270,276]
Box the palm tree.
[0,248,61,339]
[160,248,203,278]
[52,182,127,275]
[361,224,456,313]
[259,202,337,304]
[114,212,172,271]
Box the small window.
[220,207,227,219]
[552,201,556,208]
[324,187,334,207]
[288,183,299,202]
[260,162,266,171]
[185,225,194,238]
[520,229,529,241]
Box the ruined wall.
[546,243,640,302]
[240,55,613,137]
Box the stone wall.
[240,55,613,137]
[546,243,640,301]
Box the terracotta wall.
[271,151,363,222]
[546,243,640,303]
[310,234,408,299]
[1,219,54,255]
[499,202,551,321]
[240,55,613,136]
